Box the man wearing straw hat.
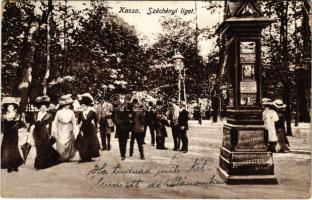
[95,97,114,151]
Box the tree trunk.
[29,0,53,100]
[295,71,299,126]
[293,0,299,126]
[281,0,293,136]
[63,0,68,75]
[298,72,309,122]
[43,13,51,96]
[14,17,37,114]
[283,81,292,136]
[12,5,35,97]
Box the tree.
[2,1,147,104]
[2,1,36,96]
[1,0,54,114]
[145,16,208,100]
[261,0,311,127]
[46,1,147,99]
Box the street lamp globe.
[173,51,184,71]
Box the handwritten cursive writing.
[165,175,224,188]
[86,158,224,190]
[111,164,152,176]
[154,164,180,177]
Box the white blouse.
[37,111,47,121]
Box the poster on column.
[240,41,256,54]
[240,81,257,93]
[1,0,310,199]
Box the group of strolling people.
[102,94,189,161]
[1,91,293,173]
[1,92,189,172]
[262,98,290,153]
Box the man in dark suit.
[143,101,156,146]
[129,98,145,159]
[112,94,132,160]
[212,95,219,123]
[178,102,189,153]
[167,99,181,151]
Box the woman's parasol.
[21,135,32,165]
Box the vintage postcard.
[1,0,311,198]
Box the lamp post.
[173,51,185,103]
[183,66,187,104]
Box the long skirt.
[56,136,76,161]
[1,129,23,169]
[76,124,100,160]
[276,128,289,152]
[33,126,60,169]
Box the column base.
[217,167,278,184]
[218,122,278,184]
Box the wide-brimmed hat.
[59,94,74,106]
[79,93,94,106]
[79,96,93,106]
[273,99,286,109]
[262,98,272,106]
[34,95,50,108]
[1,97,20,109]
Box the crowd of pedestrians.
[1,92,190,172]
[1,92,291,173]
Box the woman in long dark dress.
[29,96,60,169]
[1,97,24,173]
[77,94,100,162]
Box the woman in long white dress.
[52,94,77,161]
[262,100,279,152]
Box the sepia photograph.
[1,0,311,198]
